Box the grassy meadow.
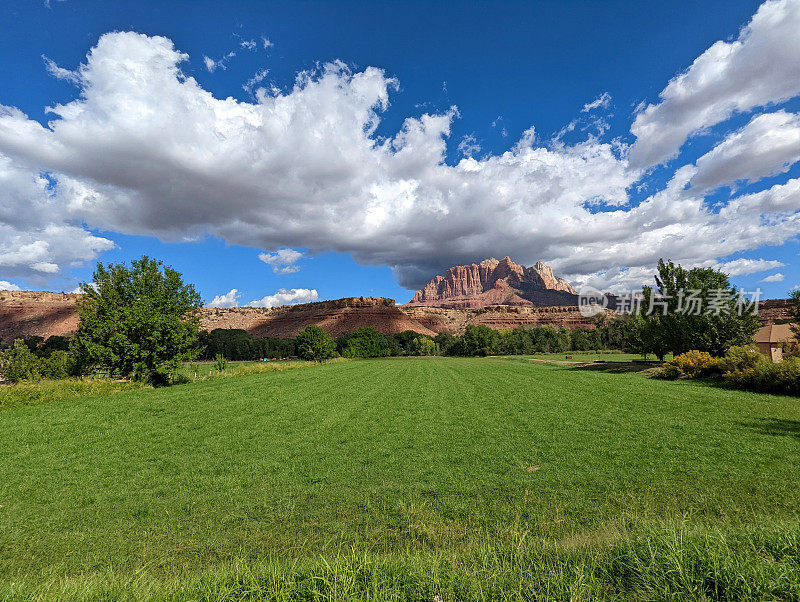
[1,356,799,600]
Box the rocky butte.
[407,257,578,309]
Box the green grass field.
[1,357,799,600]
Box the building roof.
[754,323,797,344]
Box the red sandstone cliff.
[407,257,578,309]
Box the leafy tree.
[296,325,337,361]
[594,314,639,353]
[433,333,457,354]
[570,328,601,351]
[458,325,499,356]
[637,259,760,358]
[39,336,71,357]
[408,336,439,356]
[72,256,202,385]
[790,288,800,338]
[0,339,41,382]
[337,327,395,358]
[392,330,423,353]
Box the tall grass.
[0,378,146,409]
[3,524,798,600]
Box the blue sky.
[1,0,798,305]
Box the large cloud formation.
[1,1,800,293]
[629,0,800,169]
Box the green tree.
[637,259,760,358]
[336,327,395,358]
[0,339,41,382]
[72,256,202,385]
[459,325,500,356]
[408,336,439,356]
[296,325,337,361]
[790,288,800,338]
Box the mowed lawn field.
[1,357,799,600]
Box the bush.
[658,350,720,379]
[781,340,800,360]
[718,345,769,374]
[726,357,800,395]
[213,353,228,371]
[0,339,41,382]
[38,350,71,380]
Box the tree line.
[2,255,797,385]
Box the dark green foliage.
[38,335,71,357]
[21,336,44,352]
[337,327,397,358]
[433,332,457,354]
[0,340,75,382]
[444,324,581,356]
[200,329,297,360]
[37,350,71,380]
[790,288,800,337]
[295,325,337,361]
[725,356,800,395]
[392,330,424,352]
[637,259,760,359]
[71,256,202,385]
[456,324,500,356]
[0,339,41,382]
[594,314,639,352]
[568,328,601,351]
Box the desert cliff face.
[202,297,436,338]
[0,291,82,342]
[408,257,578,309]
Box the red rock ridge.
[407,257,578,309]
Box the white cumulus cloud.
[629,0,800,169]
[0,152,114,285]
[0,280,21,291]
[762,272,785,282]
[248,287,318,308]
[258,248,304,274]
[208,288,241,308]
[690,110,800,193]
[582,92,611,113]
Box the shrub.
[780,340,800,360]
[213,353,228,371]
[718,345,769,374]
[659,350,720,379]
[38,350,71,380]
[0,339,41,383]
[725,357,800,395]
